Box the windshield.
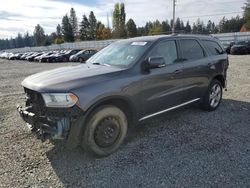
[76,50,85,55]
[86,40,151,67]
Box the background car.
[230,41,250,55]
[222,42,235,54]
[20,52,34,60]
[54,49,81,62]
[69,49,97,62]
[26,52,44,61]
[34,52,53,62]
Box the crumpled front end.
[17,88,82,141]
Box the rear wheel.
[201,79,223,111]
[82,105,128,156]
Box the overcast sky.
[0,0,246,38]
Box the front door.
[140,40,186,119]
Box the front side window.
[147,40,178,65]
[203,40,224,55]
[180,39,205,61]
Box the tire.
[200,79,223,111]
[82,105,128,156]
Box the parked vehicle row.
[0,49,98,63]
[221,40,250,55]
[230,40,250,55]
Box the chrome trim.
[139,98,200,121]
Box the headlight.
[42,93,78,108]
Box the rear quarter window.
[203,40,224,55]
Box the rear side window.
[203,40,224,55]
[147,40,178,65]
[180,39,205,61]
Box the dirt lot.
[0,56,249,188]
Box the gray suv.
[17,35,229,156]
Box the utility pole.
[172,0,176,33]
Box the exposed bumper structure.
[17,105,70,140]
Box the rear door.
[178,38,211,102]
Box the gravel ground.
[0,56,249,188]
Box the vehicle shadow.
[46,99,250,187]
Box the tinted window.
[180,39,205,61]
[203,40,224,55]
[147,40,178,65]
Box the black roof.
[123,34,217,42]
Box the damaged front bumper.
[17,104,81,141]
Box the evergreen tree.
[69,8,78,37]
[89,11,97,40]
[137,27,146,36]
[243,0,250,30]
[62,15,74,42]
[185,21,191,33]
[33,24,46,46]
[120,3,126,37]
[126,18,137,37]
[162,20,171,34]
[23,32,33,47]
[79,15,90,40]
[112,3,126,38]
[112,3,120,38]
[175,18,181,32]
[16,33,24,48]
[56,24,63,38]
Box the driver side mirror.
[146,57,166,69]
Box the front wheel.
[200,79,223,111]
[82,105,128,156]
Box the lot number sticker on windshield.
[131,42,147,46]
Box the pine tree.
[62,15,74,42]
[89,11,97,40]
[112,3,126,38]
[112,3,120,38]
[126,19,137,37]
[162,20,171,34]
[69,8,78,37]
[79,15,90,41]
[33,24,46,46]
[56,24,63,38]
[16,33,24,48]
[23,32,34,47]
[120,3,126,38]
[175,18,181,32]
[185,21,191,33]
[243,0,250,30]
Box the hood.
[22,64,124,92]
